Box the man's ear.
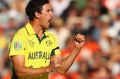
[35,12,41,19]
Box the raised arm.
[52,34,85,74]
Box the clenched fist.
[74,34,85,50]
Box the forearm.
[56,48,80,74]
[15,66,50,78]
[55,34,85,74]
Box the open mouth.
[48,19,51,22]
[48,19,52,23]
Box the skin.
[11,3,85,78]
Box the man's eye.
[47,9,53,12]
[47,10,50,12]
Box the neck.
[30,20,43,38]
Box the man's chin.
[46,23,50,28]
[43,25,49,30]
[42,23,50,29]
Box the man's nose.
[49,11,53,18]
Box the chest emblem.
[46,40,53,46]
[28,39,35,47]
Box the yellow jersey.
[9,23,61,79]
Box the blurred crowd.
[0,0,120,79]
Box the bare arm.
[11,55,53,78]
[57,48,81,74]
[52,34,85,74]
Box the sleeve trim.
[51,47,59,56]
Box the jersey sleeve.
[51,35,61,56]
[9,33,26,57]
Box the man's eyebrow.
[47,8,53,12]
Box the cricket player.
[9,0,85,79]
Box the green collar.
[25,23,48,43]
[35,33,47,43]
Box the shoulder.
[11,27,28,41]
[17,27,27,35]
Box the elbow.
[16,72,23,77]
[15,70,26,78]
[58,71,66,74]
[56,68,68,74]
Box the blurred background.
[0,0,120,79]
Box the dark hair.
[25,0,49,21]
